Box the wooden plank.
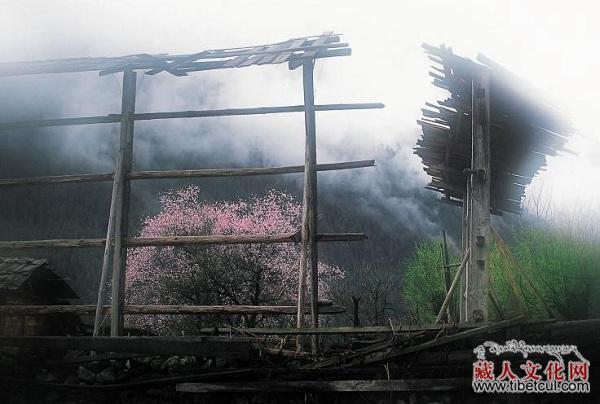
[289,48,352,70]
[177,378,469,393]
[0,115,120,130]
[272,39,306,64]
[0,160,376,187]
[465,70,491,323]
[362,316,526,365]
[0,336,252,359]
[0,233,367,249]
[196,322,489,335]
[435,248,470,323]
[0,304,345,316]
[0,103,383,131]
[134,103,383,120]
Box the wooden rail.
[177,378,469,393]
[0,304,345,315]
[0,233,367,250]
[0,336,253,359]
[0,39,383,338]
[0,160,375,187]
[0,103,383,130]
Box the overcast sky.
[2,0,600,221]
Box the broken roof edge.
[0,32,350,78]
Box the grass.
[403,217,600,324]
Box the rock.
[77,366,95,383]
[96,366,117,383]
[161,356,180,370]
[150,357,164,371]
[179,355,196,367]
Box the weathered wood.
[0,304,345,316]
[465,69,491,323]
[363,316,526,365]
[197,322,488,335]
[0,103,383,131]
[177,378,469,393]
[297,60,320,355]
[111,69,137,336]
[440,230,453,322]
[435,248,470,324]
[0,336,252,359]
[0,160,376,187]
[0,233,367,250]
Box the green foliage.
[402,240,447,324]
[403,223,600,323]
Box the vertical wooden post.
[465,69,491,323]
[440,230,452,322]
[459,177,470,323]
[92,70,137,336]
[352,296,361,327]
[296,60,319,352]
[110,70,137,336]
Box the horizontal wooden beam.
[177,378,469,393]
[0,304,345,316]
[0,336,252,359]
[362,316,526,365]
[0,103,384,130]
[0,160,375,187]
[0,232,367,250]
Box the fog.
[1,1,599,299]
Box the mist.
[1,1,599,301]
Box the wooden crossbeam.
[0,304,345,316]
[0,336,252,359]
[0,232,367,250]
[0,160,376,187]
[0,103,384,131]
[177,378,469,393]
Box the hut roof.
[0,32,346,77]
[415,44,572,214]
[0,257,78,299]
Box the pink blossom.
[125,186,343,334]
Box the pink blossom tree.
[125,186,343,334]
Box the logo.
[472,340,590,393]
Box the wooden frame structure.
[0,32,384,342]
[416,44,571,323]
